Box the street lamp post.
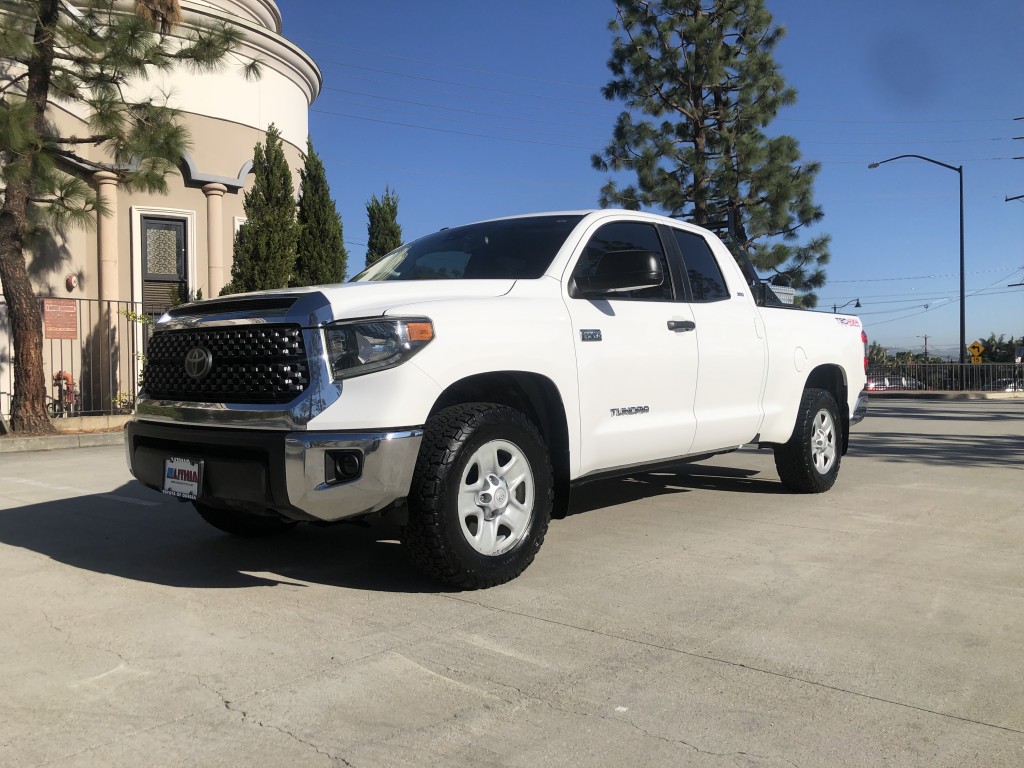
[868,155,966,364]
[832,298,861,314]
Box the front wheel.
[773,388,842,493]
[405,403,553,589]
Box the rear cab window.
[671,229,730,302]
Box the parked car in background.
[866,376,928,391]
[987,378,1024,392]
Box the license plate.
[163,457,203,500]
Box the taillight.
[861,330,869,372]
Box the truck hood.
[320,280,516,320]
[160,281,517,330]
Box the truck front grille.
[143,325,310,404]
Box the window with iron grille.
[142,216,187,319]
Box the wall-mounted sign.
[43,299,78,340]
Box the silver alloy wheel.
[810,408,837,475]
[458,438,535,556]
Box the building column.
[93,171,120,303]
[92,170,120,411]
[203,183,227,298]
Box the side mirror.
[576,250,664,296]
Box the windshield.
[351,215,584,282]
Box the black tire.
[405,403,553,589]
[193,502,297,538]
[773,388,842,493]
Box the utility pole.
[1010,117,1023,202]
[917,335,929,359]
[868,155,966,364]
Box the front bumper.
[125,420,423,522]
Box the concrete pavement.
[1,399,1022,766]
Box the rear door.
[566,220,699,477]
[668,228,767,452]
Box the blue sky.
[279,0,1024,359]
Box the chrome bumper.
[283,430,423,521]
[125,421,423,523]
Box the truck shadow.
[0,465,782,594]
[0,484,441,593]
[566,463,780,516]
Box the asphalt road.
[1,400,1022,767]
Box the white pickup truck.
[126,210,868,588]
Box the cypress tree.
[293,138,347,286]
[365,187,402,266]
[593,0,829,306]
[225,124,298,294]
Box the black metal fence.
[2,299,1021,420]
[1,298,144,419]
[867,362,1023,392]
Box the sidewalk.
[0,415,129,454]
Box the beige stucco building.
[1,0,320,417]
[55,0,320,307]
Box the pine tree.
[365,187,402,266]
[225,124,298,294]
[292,138,346,286]
[0,0,256,433]
[592,0,829,306]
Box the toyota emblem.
[183,346,213,380]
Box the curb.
[0,430,124,454]
[867,391,1023,401]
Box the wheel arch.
[429,371,571,518]
[804,364,850,454]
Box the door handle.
[667,320,696,332]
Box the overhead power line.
[332,69,614,118]
[297,36,1018,128]
[309,107,1024,164]
[323,86,602,130]
[828,266,1024,284]
[295,35,596,90]
[320,86,1015,147]
[798,137,1016,146]
[310,108,592,149]
[316,58,601,107]
[864,269,1024,326]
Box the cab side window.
[573,221,673,301]
[672,229,730,302]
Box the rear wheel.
[193,502,297,537]
[773,388,842,493]
[405,403,553,589]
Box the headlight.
[323,318,434,380]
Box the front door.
[565,220,699,477]
[141,216,187,322]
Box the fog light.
[325,450,362,485]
